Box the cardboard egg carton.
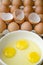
[0,0,43,38]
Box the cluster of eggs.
[0,0,43,35]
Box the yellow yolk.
[3,47,16,58]
[16,40,28,50]
[28,52,40,63]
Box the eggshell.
[23,0,34,6]
[8,22,19,32]
[10,6,18,13]
[0,5,10,13]
[24,6,33,14]
[12,0,22,8]
[0,18,6,33]
[35,0,43,6]
[1,13,14,23]
[21,21,32,31]
[28,13,41,24]
[34,23,43,34]
[2,0,11,6]
[35,6,43,14]
[39,14,43,22]
[13,9,25,24]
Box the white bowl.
[0,30,43,65]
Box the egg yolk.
[28,52,40,63]
[16,40,28,50]
[3,47,16,58]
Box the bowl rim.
[0,30,43,65]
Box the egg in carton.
[0,12,43,38]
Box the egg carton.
[0,0,43,38]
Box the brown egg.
[10,6,18,13]
[39,14,43,22]
[0,18,6,33]
[12,0,22,8]
[21,21,32,31]
[23,0,34,6]
[35,6,43,14]
[2,0,11,6]
[8,22,19,32]
[13,9,25,24]
[34,23,43,34]
[0,5,10,13]
[24,6,33,14]
[35,0,43,6]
